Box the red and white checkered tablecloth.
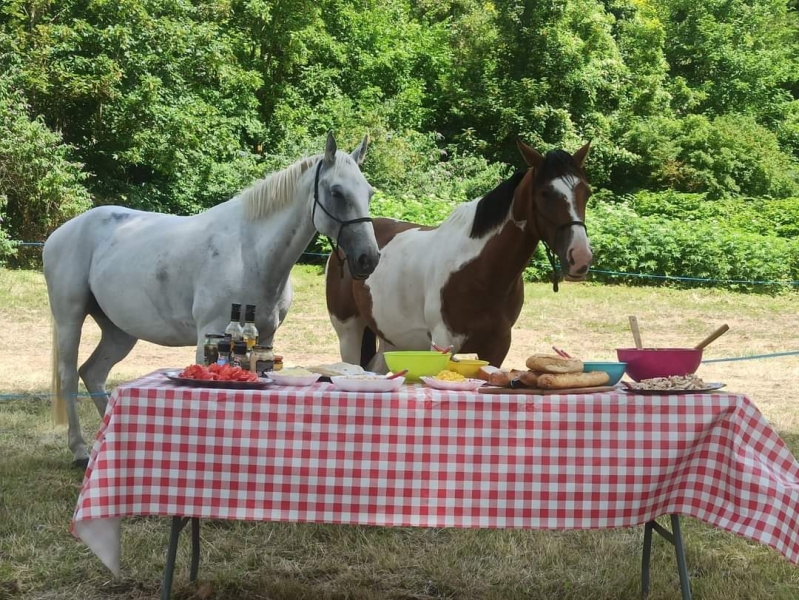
[72,370,799,575]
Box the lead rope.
[543,242,561,293]
[311,160,373,279]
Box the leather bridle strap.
[541,220,587,293]
[311,159,373,278]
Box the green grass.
[1,266,799,599]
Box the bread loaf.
[537,371,610,389]
[488,370,512,387]
[525,354,583,374]
[509,370,539,387]
[478,365,502,382]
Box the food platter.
[330,375,405,392]
[620,382,725,395]
[164,371,272,390]
[420,377,487,392]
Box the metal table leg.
[190,517,201,582]
[641,515,692,600]
[161,517,201,600]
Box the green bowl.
[582,361,627,386]
[384,351,451,382]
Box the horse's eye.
[331,189,344,200]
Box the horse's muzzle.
[564,264,590,282]
[350,251,380,280]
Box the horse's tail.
[360,326,377,369]
[51,316,67,425]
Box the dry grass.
[1,265,799,599]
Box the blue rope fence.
[10,241,799,286]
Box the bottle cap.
[217,340,231,353]
[245,304,256,322]
[230,303,242,321]
[233,341,248,354]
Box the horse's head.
[312,131,380,280]
[515,139,593,282]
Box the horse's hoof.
[72,457,90,470]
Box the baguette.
[510,370,539,387]
[525,353,583,373]
[537,371,610,389]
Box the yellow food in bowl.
[435,370,466,382]
[447,359,489,378]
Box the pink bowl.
[616,348,703,382]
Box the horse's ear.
[573,141,591,168]
[351,134,369,166]
[324,130,337,164]
[516,138,544,169]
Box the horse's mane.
[468,150,583,239]
[242,154,349,220]
[469,170,527,239]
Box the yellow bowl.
[447,359,489,378]
[384,351,452,382]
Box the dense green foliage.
[1,0,798,288]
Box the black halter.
[540,220,587,293]
[311,159,373,277]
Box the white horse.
[44,132,380,467]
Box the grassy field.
[1,265,799,599]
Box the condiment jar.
[216,340,232,366]
[250,345,275,374]
[232,341,249,369]
[203,334,225,366]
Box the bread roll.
[525,354,583,374]
[537,371,610,389]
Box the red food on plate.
[178,364,259,382]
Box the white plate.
[330,376,406,392]
[267,372,322,386]
[420,377,487,391]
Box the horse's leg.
[79,310,138,417]
[367,338,397,374]
[475,330,513,369]
[330,315,372,365]
[53,317,90,467]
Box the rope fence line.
[10,241,799,286]
[0,350,796,402]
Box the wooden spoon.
[695,324,729,350]
[628,316,643,349]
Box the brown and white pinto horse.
[326,140,592,371]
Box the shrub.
[574,201,799,291]
[0,75,92,265]
[620,114,799,198]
